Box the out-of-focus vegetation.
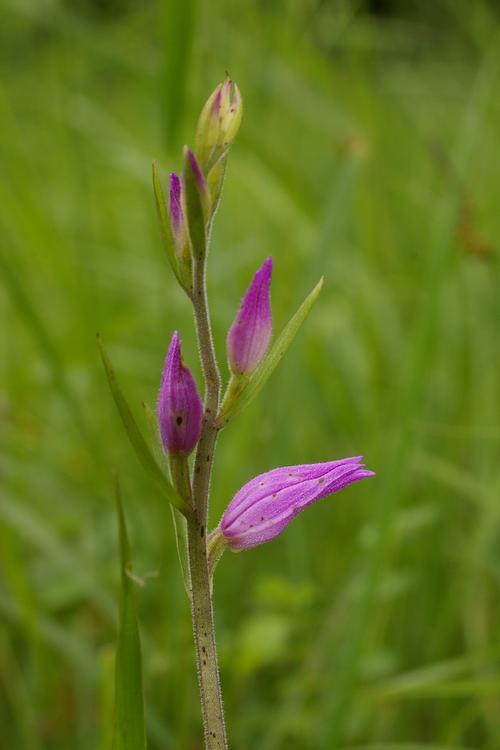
[1,0,499,748]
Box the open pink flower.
[219,457,374,550]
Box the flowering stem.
[192,245,221,518]
[187,514,227,749]
[188,244,227,748]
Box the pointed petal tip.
[168,330,181,357]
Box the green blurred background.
[1,0,499,748]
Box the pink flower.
[219,457,374,550]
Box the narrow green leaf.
[160,0,197,151]
[218,277,324,426]
[0,249,94,452]
[96,335,187,514]
[112,476,147,750]
[151,162,181,285]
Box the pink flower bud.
[227,257,273,375]
[169,172,184,244]
[219,457,374,550]
[168,172,192,292]
[157,331,203,456]
[186,148,209,204]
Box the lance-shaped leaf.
[217,277,324,426]
[151,161,183,288]
[112,475,147,750]
[97,335,187,515]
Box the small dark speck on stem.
[200,525,205,538]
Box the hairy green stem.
[188,246,227,749]
[187,514,227,749]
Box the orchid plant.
[99,79,374,750]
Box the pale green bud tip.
[195,78,243,170]
[219,78,243,145]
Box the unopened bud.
[157,331,203,456]
[227,257,273,375]
[168,173,192,290]
[195,78,243,172]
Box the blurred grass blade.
[142,401,191,597]
[112,476,147,750]
[161,0,197,151]
[218,277,324,425]
[152,161,182,286]
[0,249,92,448]
[97,335,186,514]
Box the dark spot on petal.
[318,478,325,484]
[272,493,277,498]
[176,416,183,425]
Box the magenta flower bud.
[227,257,273,375]
[187,148,209,203]
[168,172,192,292]
[169,172,184,244]
[157,331,203,456]
[219,457,374,550]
